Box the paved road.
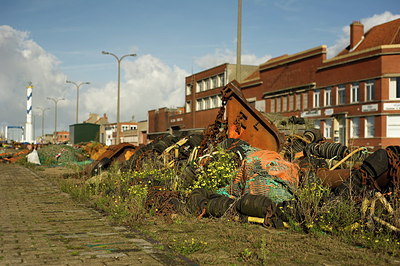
[0,164,191,265]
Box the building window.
[217,95,222,107]
[218,73,225,87]
[365,116,375,138]
[185,101,191,113]
[387,115,400,137]
[211,76,218,89]
[365,80,375,101]
[196,81,203,92]
[350,118,360,138]
[351,82,360,103]
[210,96,218,108]
[324,88,332,106]
[196,99,204,111]
[389,77,400,99]
[276,97,281,112]
[282,96,287,112]
[314,120,320,129]
[186,84,192,95]
[204,97,210,109]
[255,100,266,112]
[295,94,301,110]
[205,78,211,90]
[324,119,332,139]
[289,95,294,111]
[313,90,320,108]
[337,85,346,105]
[303,92,308,109]
[270,98,275,112]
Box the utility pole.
[36,107,49,139]
[47,97,64,141]
[236,0,242,82]
[102,51,136,144]
[66,80,90,124]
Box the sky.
[0,0,399,140]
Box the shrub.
[191,151,238,192]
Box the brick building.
[148,19,400,150]
[55,131,69,144]
[147,63,258,138]
[241,19,400,150]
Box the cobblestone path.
[0,164,191,265]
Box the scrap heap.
[81,81,400,232]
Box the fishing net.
[218,149,299,203]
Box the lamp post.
[66,80,90,124]
[36,107,49,138]
[236,0,242,82]
[102,50,136,144]
[47,97,65,139]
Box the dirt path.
[0,164,191,265]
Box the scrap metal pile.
[0,79,393,232]
[80,81,400,232]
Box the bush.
[191,150,238,192]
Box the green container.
[69,123,100,144]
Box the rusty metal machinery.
[199,80,284,156]
[222,80,284,152]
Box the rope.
[330,147,366,171]
[289,134,311,144]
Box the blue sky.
[0,0,399,140]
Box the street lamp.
[66,80,90,124]
[35,107,49,139]
[102,50,136,144]
[47,97,65,136]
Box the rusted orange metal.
[85,143,137,175]
[222,80,284,152]
[316,168,351,188]
[0,149,30,163]
[95,143,136,162]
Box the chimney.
[350,21,364,50]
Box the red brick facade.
[147,19,400,150]
[148,63,258,136]
[241,19,400,150]
[55,131,69,144]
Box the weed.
[258,235,270,265]
[70,251,80,256]
[173,238,208,255]
[288,173,330,230]
[52,146,400,261]
[191,150,238,192]
[59,180,91,202]
[238,248,253,262]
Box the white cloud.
[194,48,271,69]
[0,25,189,141]
[81,54,189,122]
[328,11,400,58]
[0,25,70,138]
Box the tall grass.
[55,147,400,255]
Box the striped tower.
[25,82,33,143]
